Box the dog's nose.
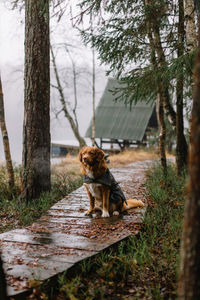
[83,156,88,162]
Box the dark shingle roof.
[85,78,156,141]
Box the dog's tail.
[123,198,145,211]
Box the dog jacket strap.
[83,169,127,205]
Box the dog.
[79,146,145,218]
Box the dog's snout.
[82,154,88,162]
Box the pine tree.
[78,0,189,170]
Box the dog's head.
[79,146,104,167]
[79,146,107,177]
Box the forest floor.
[0,148,158,234]
[50,160,185,300]
[0,149,185,299]
[0,150,152,298]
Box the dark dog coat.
[83,169,127,205]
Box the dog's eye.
[89,152,94,155]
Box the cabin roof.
[85,78,157,141]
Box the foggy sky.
[0,2,107,164]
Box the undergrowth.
[34,163,186,300]
[0,166,82,232]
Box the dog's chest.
[85,182,103,199]
[84,169,103,199]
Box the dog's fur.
[79,146,144,218]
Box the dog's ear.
[79,147,86,162]
[95,148,105,161]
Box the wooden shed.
[85,78,158,149]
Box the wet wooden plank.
[0,241,97,266]
[0,160,150,298]
[0,228,131,252]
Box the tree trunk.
[21,0,51,201]
[153,18,188,172]
[145,0,167,174]
[184,0,197,142]
[178,16,200,300]
[156,93,167,174]
[91,20,96,147]
[184,0,197,52]
[91,45,96,147]
[152,21,176,126]
[0,254,7,300]
[145,2,177,132]
[50,45,86,149]
[176,0,188,175]
[0,75,15,189]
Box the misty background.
[0,2,107,164]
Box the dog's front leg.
[84,183,95,215]
[102,188,110,218]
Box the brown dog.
[79,146,144,218]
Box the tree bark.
[178,16,200,300]
[91,45,96,147]
[152,16,188,173]
[0,254,7,300]
[156,93,167,174]
[184,0,197,142]
[176,0,188,174]
[0,75,15,189]
[184,0,197,52]
[21,0,51,201]
[91,18,96,147]
[151,22,177,127]
[50,45,86,149]
[145,4,167,173]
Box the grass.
[27,162,186,300]
[108,148,160,168]
[52,148,162,171]
[0,163,82,233]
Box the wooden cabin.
[85,78,158,149]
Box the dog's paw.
[113,211,119,216]
[85,210,93,216]
[102,210,110,218]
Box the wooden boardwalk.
[0,160,152,298]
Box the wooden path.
[0,160,152,299]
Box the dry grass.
[52,148,163,173]
[52,154,81,178]
[108,148,159,168]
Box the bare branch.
[50,44,86,147]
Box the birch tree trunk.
[0,75,15,189]
[21,0,51,201]
[178,15,200,300]
[184,0,197,51]
[184,0,197,142]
